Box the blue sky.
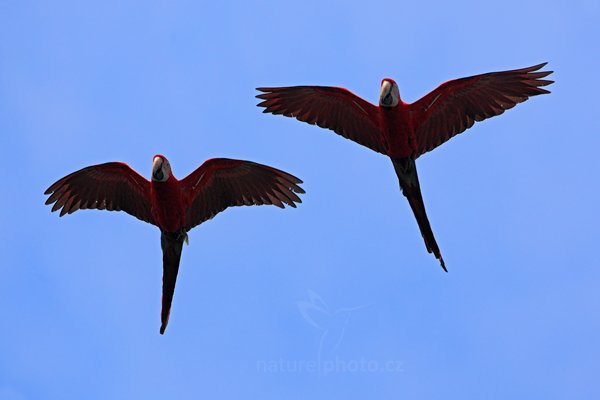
[1,0,599,398]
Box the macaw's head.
[379,78,400,107]
[152,155,172,182]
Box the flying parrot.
[45,155,305,334]
[257,63,554,271]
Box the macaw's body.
[45,156,304,334]
[257,63,554,271]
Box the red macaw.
[45,156,304,334]
[257,63,553,271]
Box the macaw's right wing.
[409,63,553,157]
[181,158,304,231]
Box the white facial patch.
[162,159,172,178]
[152,156,171,182]
[379,81,399,107]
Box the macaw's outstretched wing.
[410,63,553,157]
[44,162,156,225]
[181,158,304,230]
[257,86,386,154]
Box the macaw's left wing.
[44,162,156,225]
[181,158,305,230]
[409,63,554,158]
[256,86,387,154]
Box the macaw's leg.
[392,158,446,272]
[159,231,186,334]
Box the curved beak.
[380,81,393,106]
[153,157,164,181]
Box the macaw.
[45,155,305,333]
[257,63,553,271]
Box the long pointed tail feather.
[392,158,447,272]
[160,231,185,334]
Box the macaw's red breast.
[379,105,416,159]
[151,179,186,233]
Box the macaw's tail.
[392,158,447,272]
[159,231,186,334]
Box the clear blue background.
[1,1,599,398]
